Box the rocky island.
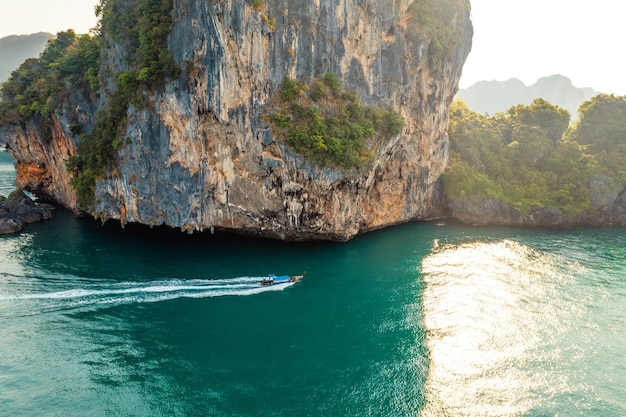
[0,0,473,241]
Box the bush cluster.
[266,74,404,170]
[68,0,180,210]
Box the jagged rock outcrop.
[0,190,55,234]
[1,0,473,241]
[1,109,87,209]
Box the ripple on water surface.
[419,238,624,417]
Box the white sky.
[1,0,625,94]
[462,0,626,94]
[0,0,99,38]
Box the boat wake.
[0,276,295,316]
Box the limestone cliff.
[1,0,472,241]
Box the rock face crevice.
[2,0,473,241]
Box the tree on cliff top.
[0,33,54,83]
[0,30,99,125]
[567,94,626,151]
[504,98,570,144]
[566,94,626,185]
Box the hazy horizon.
[462,0,626,95]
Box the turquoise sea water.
[1,151,625,416]
[0,150,15,196]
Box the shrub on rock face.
[266,74,404,170]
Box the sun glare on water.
[419,239,586,417]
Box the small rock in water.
[0,190,55,234]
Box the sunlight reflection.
[0,233,33,278]
[419,240,581,417]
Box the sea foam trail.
[0,276,295,314]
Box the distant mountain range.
[456,74,597,119]
[0,32,54,83]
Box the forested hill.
[0,33,54,82]
[457,74,597,118]
[443,95,626,227]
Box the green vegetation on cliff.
[444,95,626,216]
[0,0,180,210]
[97,0,179,90]
[67,0,180,210]
[407,0,469,67]
[0,30,99,127]
[0,33,54,83]
[566,94,626,185]
[266,74,404,170]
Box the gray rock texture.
[0,190,55,234]
[1,0,473,240]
